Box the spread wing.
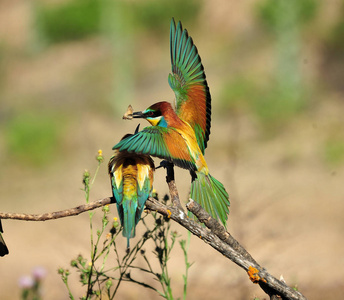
[168,18,211,154]
[113,126,197,172]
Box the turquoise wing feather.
[113,126,197,171]
[136,161,154,225]
[108,154,125,237]
[169,18,211,154]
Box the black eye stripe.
[145,110,161,118]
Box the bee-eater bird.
[109,127,155,248]
[113,19,230,226]
[0,220,9,257]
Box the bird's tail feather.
[190,172,230,227]
[118,199,137,249]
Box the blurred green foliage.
[227,0,319,134]
[33,0,201,118]
[252,85,307,132]
[4,112,62,167]
[34,0,200,45]
[133,0,201,35]
[220,76,307,134]
[322,1,344,92]
[35,0,102,44]
[257,0,318,31]
[219,77,259,116]
[323,138,344,166]
[327,6,344,52]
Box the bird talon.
[156,160,171,169]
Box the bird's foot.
[156,160,173,169]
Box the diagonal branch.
[160,160,184,212]
[0,172,307,300]
[186,199,306,300]
[145,197,307,300]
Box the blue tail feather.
[122,198,137,249]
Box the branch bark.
[0,172,307,300]
[145,197,307,300]
[0,198,112,221]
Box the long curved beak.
[132,111,144,118]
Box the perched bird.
[108,127,155,248]
[0,219,9,257]
[113,19,230,226]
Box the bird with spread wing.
[113,19,229,226]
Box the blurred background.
[1,0,344,299]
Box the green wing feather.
[136,155,155,225]
[108,155,125,235]
[136,174,151,224]
[169,18,211,154]
[190,173,230,227]
[113,126,197,172]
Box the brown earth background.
[0,1,344,299]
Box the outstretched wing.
[113,126,197,172]
[168,18,211,154]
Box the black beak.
[134,124,140,134]
[132,111,144,118]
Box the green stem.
[63,275,75,300]
[182,231,192,300]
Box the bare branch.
[145,197,307,300]
[0,169,307,300]
[160,161,185,212]
[0,198,112,221]
[186,199,307,300]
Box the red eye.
[148,111,154,117]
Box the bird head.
[133,102,172,127]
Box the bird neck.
[147,116,168,127]
[161,107,184,128]
[158,116,168,127]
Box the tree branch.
[0,172,307,300]
[161,161,185,212]
[145,197,307,300]
[0,198,112,221]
